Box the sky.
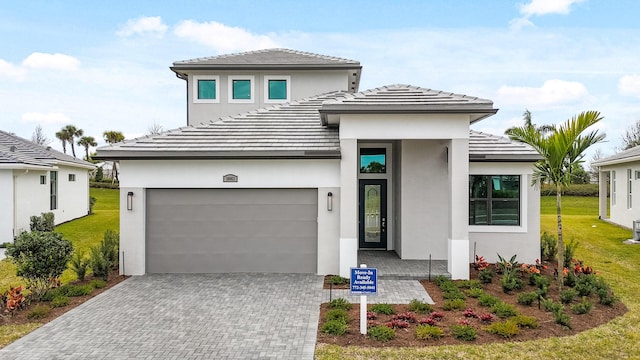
[1,0,639,162]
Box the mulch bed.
[317,266,627,347]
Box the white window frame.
[628,169,633,209]
[193,75,220,104]
[228,75,255,103]
[612,170,616,206]
[264,75,291,103]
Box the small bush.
[543,299,563,313]
[408,299,433,314]
[531,274,552,289]
[511,315,539,328]
[597,288,618,306]
[327,298,351,310]
[571,297,593,315]
[434,275,449,287]
[517,292,538,306]
[450,324,477,341]
[466,288,484,298]
[490,302,518,318]
[486,320,519,338]
[479,313,495,323]
[59,284,93,297]
[553,308,572,329]
[540,232,557,261]
[89,279,107,289]
[478,294,500,307]
[40,288,62,302]
[478,268,494,283]
[370,303,395,315]
[69,251,89,282]
[430,311,444,320]
[564,239,579,268]
[326,309,349,323]
[51,296,70,308]
[393,312,417,323]
[415,324,444,340]
[368,325,396,342]
[564,271,578,287]
[322,319,348,335]
[27,304,51,320]
[442,299,466,311]
[328,275,349,285]
[385,320,410,329]
[559,288,578,304]
[442,288,466,300]
[29,212,55,232]
[501,273,523,293]
[456,280,482,289]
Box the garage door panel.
[146,188,318,274]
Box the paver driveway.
[0,273,324,360]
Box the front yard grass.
[316,196,640,359]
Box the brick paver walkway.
[0,274,324,360]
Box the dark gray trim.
[469,155,541,162]
[171,65,362,72]
[320,107,498,125]
[93,150,342,161]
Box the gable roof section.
[592,145,640,166]
[0,130,95,169]
[319,84,497,125]
[469,130,541,162]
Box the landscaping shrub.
[385,320,410,329]
[564,239,579,268]
[466,287,484,298]
[496,254,520,274]
[540,232,557,262]
[6,231,73,301]
[490,302,518,318]
[429,311,444,320]
[89,279,107,289]
[321,319,348,335]
[370,303,395,315]
[63,284,93,297]
[326,309,349,323]
[564,271,578,287]
[2,285,27,316]
[392,312,417,323]
[51,295,70,308]
[89,196,97,215]
[543,299,563,313]
[328,275,349,285]
[29,212,54,232]
[434,275,449,287]
[89,246,111,281]
[450,324,477,341]
[541,183,599,196]
[442,288,466,300]
[408,299,433,314]
[517,291,538,306]
[536,286,549,299]
[442,298,466,311]
[559,288,578,304]
[69,251,89,282]
[571,297,593,315]
[415,324,444,340]
[368,325,396,342]
[501,272,523,293]
[27,304,51,320]
[456,280,482,289]
[553,308,572,329]
[597,288,618,306]
[531,273,552,289]
[479,313,495,323]
[478,294,500,307]
[478,268,494,283]
[327,298,351,310]
[575,275,597,296]
[511,315,539,328]
[485,320,519,338]
[89,229,120,281]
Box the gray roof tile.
[469,130,541,161]
[0,130,95,168]
[592,145,640,166]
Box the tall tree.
[103,131,125,181]
[621,119,640,150]
[77,136,97,161]
[506,111,605,291]
[505,109,555,136]
[31,124,51,146]
[55,129,70,154]
[63,125,83,158]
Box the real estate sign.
[350,267,377,295]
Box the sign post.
[350,264,378,335]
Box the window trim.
[193,75,220,104]
[40,175,46,185]
[68,173,76,182]
[469,174,522,228]
[264,75,291,103]
[50,171,58,211]
[228,75,255,103]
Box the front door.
[359,179,387,249]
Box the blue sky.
[2,0,639,162]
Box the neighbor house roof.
[95,88,538,162]
[319,84,498,125]
[592,145,640,167]
[0,130,95,170]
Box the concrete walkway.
[323,279,434,304]
[0,274,324,360]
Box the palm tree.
[506,111,605,290]
[63,125,83,158]
[55,129,70,154]
[103,131,125,181]
[505,109,555,136]
[77,136,97,161]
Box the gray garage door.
[146,188,318,274]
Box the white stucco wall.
[468,162,540,264]
[0,170,14,243]
[118,159,341,276]
[601,162,640,229]
[13,169,49,234]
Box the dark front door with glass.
[359,179,387,249]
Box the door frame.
[359,179,388,249]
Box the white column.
[598,170,608,219]
[339,138,358,277]
[448,138,470,279]
[119,187,146,275]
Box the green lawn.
[316,196,640,359]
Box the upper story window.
[360,148,386,173]
[264,75,291,103]
[229,75,254,103]
[193,75,220,103]
[469,175,520,226]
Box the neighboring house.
[93,161,116,179]
[95,48,541,279]
[0,130,95,242]
[593,146,640,231]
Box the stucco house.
[95,48,541,279]
[593,146,640,232]
[0,130,95,242]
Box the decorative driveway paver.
[0,273,324,360]
[323,279,434,304]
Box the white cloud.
[22,52,80,71]
[21,112,72,124]
[173,20,278,52]
[0,59,26,79]
[520,0,586,17]
[619,75,640,98]
[496,79,588,106]
[117,16,168,38]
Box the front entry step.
[358,250,451,280]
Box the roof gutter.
[93,150,342,161]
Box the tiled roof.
[172,48,361,69]
[469,130,542,161]
[592,145,640,166]
[0,130,95,169]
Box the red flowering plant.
[462,308,478,318]
[458,319,472,326]
[367,311,377,320]
[418,317,437,325]
[572,259,596,275]
[472,255,490,271]
[2,285,27,316]
[385,320,410,329]
[430,311,445,321]
[393,312,417,323]
[479,313,494,323]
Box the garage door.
[146,188,318,273]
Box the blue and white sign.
[350,267,378,295]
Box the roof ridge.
[173,48,360,65]
[0,129,93,167]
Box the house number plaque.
[223,174,238,182]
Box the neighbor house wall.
[0,170,14,242]
[13,169,50,234]
[468,162,540,264]
[119,159,341,276]
[601,161,640,229]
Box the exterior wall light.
[327,192,333,211]
[127,191,134,211]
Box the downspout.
[175,71,189,125]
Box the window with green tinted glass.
[469,175,520,225]
[268,80,287,100]
[232,79,251,99]
[198,79,216,99]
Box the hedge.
[90,181,119,189]
[540,183,603,197]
